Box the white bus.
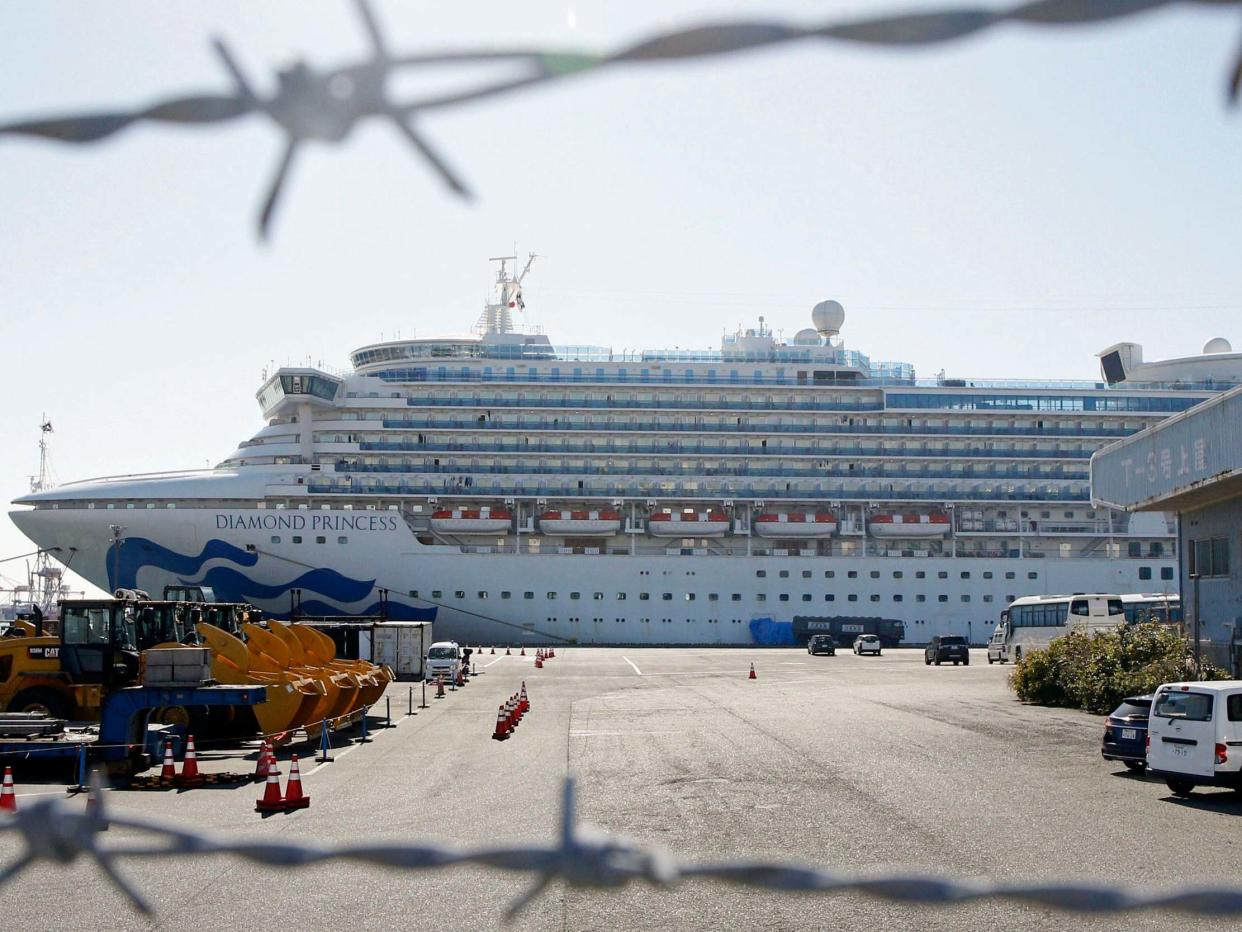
[988,594,1126,664]
[1117,592,1181,626]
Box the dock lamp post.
[108,525,126,593]
[1191,571,1202,680]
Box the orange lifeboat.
[429,507,512,535]
[539,509,622,537]
[648,510,730,537]
[868,512,951,539]
[753,511,837,538]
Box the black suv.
[807,634,836,656]
[925,635,970,666]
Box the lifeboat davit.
[539,509,622,537]
[429,507,513,535]
[648,510,730,538]
[753,511,837,538]
[868,512,951,539]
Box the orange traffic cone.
[505,646,511,656]
[749,662,757,680]
[0,766,16,813]
[520,646,526,657]
[254,740,272,782]
[435,675,446,699]
[520,682,529,714]
[283,754,310,810]
[534,654,543,669]
[160,740,176,781]
[456,667,466,688]
[490,646,495,655]
[492,705,510,741]
[507,695,518,729]
[255,758,285,812]
[176,735,203,787]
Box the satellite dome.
[793,328,821,346]
[1203,337,1232,355]
[811,300,845,336]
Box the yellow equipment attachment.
[242,622,360,726]
[282,622,393,709]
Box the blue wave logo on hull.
[749,617,796,646]
[108,537,257,591]
[112,535,436,622]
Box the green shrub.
[1008,623,1228,714]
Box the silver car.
[853,634,882,656]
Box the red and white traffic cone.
[492,705,510,741]
[520,646,526,657]
[0,766,16,813]
[283,754,310,810]
[255,758,285,812]
[455,667,466,688]
[435,675,446,699]
[549,647,555,659]
[535,654,543,669]
[176,734,203,787]
[490,646,495,655]
[254,740,272,782]
[520,682,529,714]
[505,646,511,656]
[749,662,757,680]
[160,741,176,781]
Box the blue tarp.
[748,617,796,646]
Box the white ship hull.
[9,505,1174,646]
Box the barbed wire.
[5,773,1242,920]
[1,0,1239,238]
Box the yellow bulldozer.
[0,591,393,741]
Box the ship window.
[709,593,719,602]
[870,595,880,602]
[802,570,812,579]
[1006,572,1016,579]
[271,536,281,544]
[408,590,418,598]
[960,571,969,579]
[640,593,650,601]
[662,593,673,601]
[848,571,858,579]
[983,595,993,603]
[477,591,488,599]
[1161,567,1174,581]
[501,591,511,599]
[938,571,948,579]
[756,570,767,578]
[686,594,695,602]
[524,592,534,600]
[1028,572,1038,580]
[870,571,880,579]
[825,594,835,601]
[961,595,970,602]
[316,536,326,544]
[731,594,742,601]
[894,594,903,602]
[756,594,766,602]
[915,571,925,579]
[983,571,993,579]
[292,536,303,544]
[825,571,835,579]
[454,590,465,599]
[893,571,903,579]
[617,593,627,600]
[338,536,348,545]
[779,570,789,578]
[431,590,442,598]
[547,592,558,600]
[916,595,926,602]
[938,595,949,602]
[1139,567,1152,580]
[570,592,581,600]
[779,594,789,602]
[801,594,812,602]
[593,592,604,600]
[848,594,858,602]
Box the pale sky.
[1,1,1239,598]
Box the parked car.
[925,635,970,666]
[424,640,461,683]
[853,634,882,656]
[1147,680,1242,796]
[986,625,1009,664]
[1101,694,1153,772]
[807,635,836,656]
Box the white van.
[424,641,461,683]
[1146,680,1242,796]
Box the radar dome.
[793,328,821,346]
[1203,337,1232,355]
[811,300,845,336]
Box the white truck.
[1146,680,1242,797]
[424,641,462,683]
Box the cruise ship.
[11,257,1242,645]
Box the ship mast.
[476,252,536,335]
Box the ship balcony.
[358,436,1093,460]
[382,415,1134,438]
